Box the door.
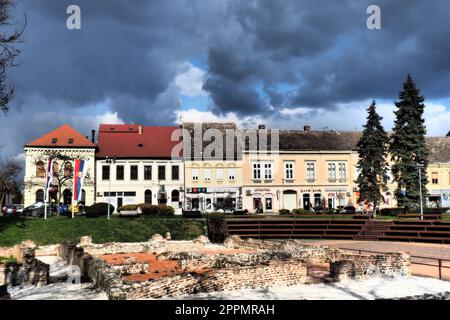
[117,197,123,209]
[302,194,311,210]
[265,198,273,211]
[283,191,297,211]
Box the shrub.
[117,204,139,212]
[182,210,203,218]
[86,202,115,217]
[0,256,17,264]
[291,208,315,215]
[279,209,290,215]
[206,212,225,220]
[138,204,174,217]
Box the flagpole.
[44,199,47,220]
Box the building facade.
[182,123,243,212]
[95,124,184,213]
[23,125,96,207]
[242,128,361,213]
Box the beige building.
[182,123,243,212]
[23,125,96,207]
[242,127,361,213]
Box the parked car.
[22,202,58,217]
[339,206,356,214]
[1,204,20,217]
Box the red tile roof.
[96,124,182,159]
[25,124,96,148]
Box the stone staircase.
[354,220,393,241]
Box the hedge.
[86,203,115,217]
[138,204,175,217]
[291,208,315,215]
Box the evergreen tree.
[356,100,389,210]
[390,74,429,209]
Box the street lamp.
[105,156,116,219]
[417,162,425,221]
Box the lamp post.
[105,156,116,219]
[417,162,425,221]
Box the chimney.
[304,125,311,132]
[258,124,266,130]
[139,125,143,135]
[91,130,96,143]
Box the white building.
[95,124,184,213]
[23,124,96,207]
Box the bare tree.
[0,0,26,114]
[0,157,22,206]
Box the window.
[228,168,236,181]
[171,165,179,180]
[285,161,294,180]
[171,190,180,202]
[432,172,438,184]
[102,165,110,180]
[124,191,136,197]
[158,165,166,180]
[338,163,346,181]
[144,166,152,180]
[116,165,124,180]
[64,162,73,177]
[36,161,45,178]
[328,162,336,181]
[51,138,58,144]
[216,167,224,181]
[130,165,138,180]
[204,168,211,181]
[252,162,261,180]
[192,168,199,181]
[306,162,315,181]
[35,189,44,203]
[264,162,272,180]
[68,138,74,144]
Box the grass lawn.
[0,216,206,247]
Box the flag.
[73,159,87,202]
[44,158,54,202]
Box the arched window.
[36,161,45,178]
[171,190,180,202]
[64,162,73,177]
[144,190,152,204]
[81,189,86,205]
[36,189,44,203]
[63,189,72,205]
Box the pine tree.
[356,100,389,210]
[390,74,429,209]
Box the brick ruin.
[50,235,410,299]
[1,235,411,300]
[0,241,50,299]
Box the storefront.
[428,190,450,208]
[325,188,352,209]
[185,187,241,212]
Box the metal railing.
[340,247,450,280]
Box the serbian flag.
[44,158,54,202]
[73,159,87,202]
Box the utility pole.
[417,162,424,221]
[105,156,116,220]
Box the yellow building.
[424,137,450,207]
[242,127,361,213]
[182,122,243,212]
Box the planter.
[119,210,141,217]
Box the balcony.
[306,179,316,183]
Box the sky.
[1,0,450,161]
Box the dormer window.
[68,138,74,144]
[51,138,58,144]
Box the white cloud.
[175,63,207,97]
[176,100,450,136]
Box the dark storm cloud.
[2,0,450,160]
[205,0,450,114]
